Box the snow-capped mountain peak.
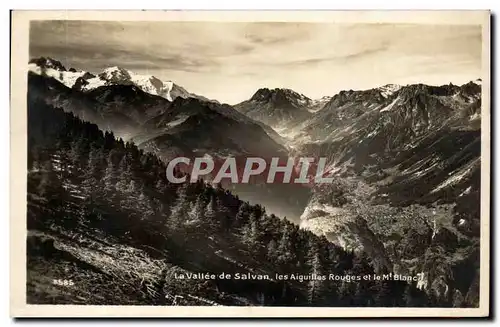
[28,58,91,90]
[378,84,402,98]
[99,66,132,83]
[29,57,67,71]
[94,68,198,101]
[28,57,214,103]
[103,66,125,73]
[249,88,312,107]
[235,87,313,128]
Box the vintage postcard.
[10,10,490,317]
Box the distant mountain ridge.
[28,57,215,103]
[27,61,310,229]
[28,69,285,160]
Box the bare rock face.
[29,57,67,71]
[300,208,392,273]
[235,88,312,128]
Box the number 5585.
[52,279,74,286]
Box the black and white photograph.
[10,10,490,317]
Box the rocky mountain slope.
[138,96,287,159]
[28,72,141,137]
[28,68,285,160]
[308,96,333,113]
[234,88,313,128]
[287,81,482,306]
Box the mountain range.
[29,57,215,102]
[28,57,284,157]
[26,56,483,307]
[27,58,307,220]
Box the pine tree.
[277,224,296,265]
[205,195,219,229]
[267,239,278,262]
[168,184,189,230]
[307,241,325,304]
[37,158,63,200]
[452,289,465,308]
[126,180,138,195]
[350,252,375,305]
[187,194,206,227]
[118,179,138,212]
[336,279,351,306]
[53,139,70,177]
[217,197,232,231]
[235,202,249,228]
[102,153,118,194]
[115,154,134,193]
[28,141,40,171]
[81,146,102,204]
[375,280,393,306]
[68,136,86,172]
[137,186,155,221]
[155,178,167,195]
[241,213,259,248]
[403,284,416,307]
[36,160,52,198]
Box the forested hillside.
[26,98,440,307]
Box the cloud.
[30,22,223,73]
[30,44,220,73]
[244,34,291,45]
[341,45,389,61]
[273,44,390,68]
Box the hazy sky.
[30,21,482,104]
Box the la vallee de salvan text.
[174,272,421,282]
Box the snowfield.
[29,62,203,102]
